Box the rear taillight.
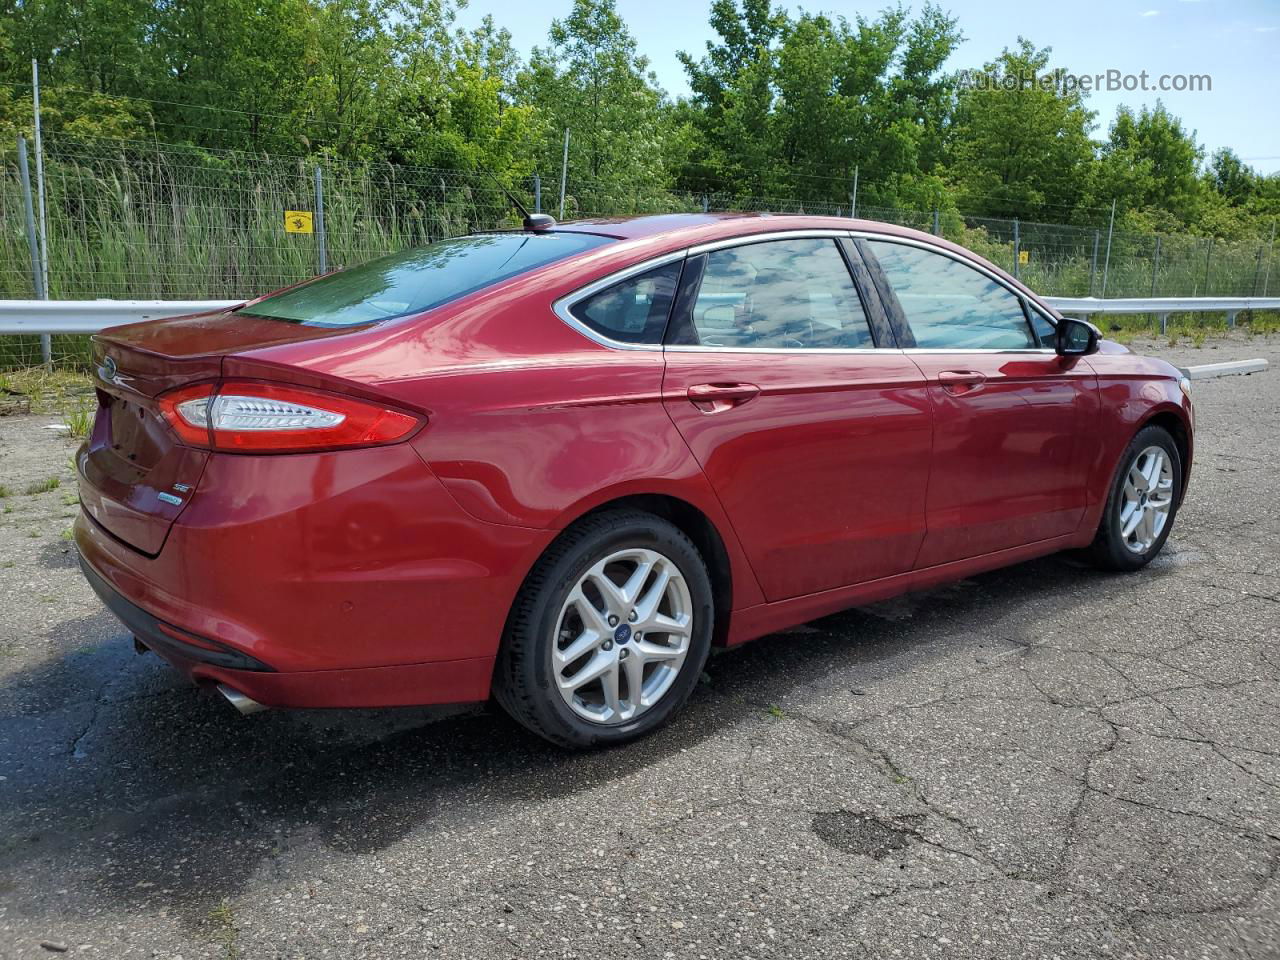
[158,381,422,453]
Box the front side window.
[241,232,613,328]
[867,240,1035,350]
[569,261,682,344]
[689,239,874,349]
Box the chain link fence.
[2,134,1277,368]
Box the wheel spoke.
[555,629,601,667]
[560,649,612,692]
[568,588,610,635]
[635,638,683,661]
[1129,464,1149,493]
[1120,502,1143,537]
[585,566,629,615]
[1143,451,1164,487]
[622,653,646,705]
[601,665,624,719]
[634,564,672,622]
[620,557,654,606]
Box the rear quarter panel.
[237,243,768,612]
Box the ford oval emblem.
[99,356,117,381]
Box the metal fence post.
[533,173,541,214]
[559,128,570,220]
[1089,231,1100,296]
[932,209,940,236]
[1012,218,1021,279]
[17,136,50,366]
[1101,200,1116,298]
[314,166,326,275]
[701,194,709,214]
[849,165,858,218]
[31,60,50,304]
[1202,238,1213,296]
[1151,236,1161,296]
[1264,220,1276,297]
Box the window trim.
[551,250,688,351]
[551,227,1060,355]
[856,233,1059,355]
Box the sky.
[455,0,1280,175]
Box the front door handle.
[938,370,987,396]
[687,382,760,413]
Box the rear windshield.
[239,232,612,327]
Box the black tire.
[1087,424,1182,572]
[494,509,714,749]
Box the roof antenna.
[482,168,556,232]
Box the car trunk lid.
[78,309,364,555]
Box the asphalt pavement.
[1,335,1277,959]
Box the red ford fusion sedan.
[74,213,1193,747]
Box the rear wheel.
[494,510,714,748]
[1087,424,1182,571]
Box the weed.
[766,704,785,719]
[24,476,60,495]
[207,900,239,960]
[60,527,74,541]
[26,530,39,538]
[61,492,78,506]
[63,401,95,439]
[0,483,10,498]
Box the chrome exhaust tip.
[216,684,268,716]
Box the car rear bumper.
[74,444,556,708]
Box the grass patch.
[0,483,11,498]
[25,476,61,495]
[766,704,785,719]
[63,401,95,439]
[0,368,94,414]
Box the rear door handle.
[937,370,987,395]
[687,382,760,412]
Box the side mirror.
[1055,316,1100,357]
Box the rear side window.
[569,261,682,344]
[240,232,612,327]
[866,240,1035,350]
[690,238,873,349]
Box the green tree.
[519,0,675,208]
[948,38,1096,220]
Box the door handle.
[687,382,760,412]
[937,370,986,395]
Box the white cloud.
[1256,25,1278,32]
[1141,9,1160,16]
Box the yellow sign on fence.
[1018,249,1029,265]
[284,210,314,234]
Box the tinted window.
[241,232,612,327]
[867,240,1035,350]
[690,239,873,349]
[569,261,682,344]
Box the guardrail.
[0,299,242,334]
[2,295,1280,337]
[1048,296,1280,333]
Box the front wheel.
[494,510,714,749]
[1087,424,1182,571]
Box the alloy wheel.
[1119,445,1174,554]
[551,548,693,725]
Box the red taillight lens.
[158,381,422,453]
